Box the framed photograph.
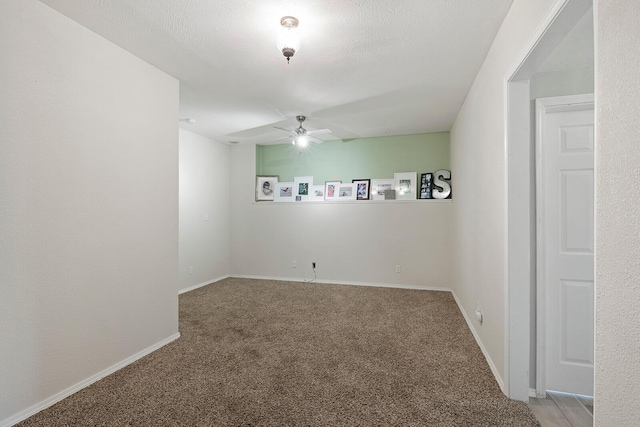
[324,181,342,201]
[274,182,295,202]
[370,179,394,201]
[336,183,357,201]
[352,179,371,200]
[294,176,313,201]
[309,185,325,201]
[394,172,418,200]
[255,175,279,201]
[419,173,433,199]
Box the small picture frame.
[324,181,342,201]
[255,175,279,201]
[419,173,433,199]
[384,189,396,200]
[352,179,371,200]
[274,182,295,202]
[370,179,394,201]
[394,172,417,200]
[309,185,325,201]
[336,183,357,201]
[294,176,313,201]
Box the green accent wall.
[256,132,450,184]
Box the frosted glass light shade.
[277,16,300,62]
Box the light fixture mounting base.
[280,16,299,28]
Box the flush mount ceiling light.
[277,16,300,63]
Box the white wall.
[530,8,594,100]
[595,0,640,424]
[450,0,557,388]
[530,67,594,100]
[0,0,179,424]
[179,129,230,292]
[230,144,453,289]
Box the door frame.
[503,0,593,400]
[535,94,595,396]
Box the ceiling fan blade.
[273,135,291,141]
[273,126,292,133]
[309,135,327,144]
[307,128,332,136]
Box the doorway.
[504,0,594,400]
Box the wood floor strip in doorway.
[529,397,573,427]
[529,391,593,427]
[548,392,593,426]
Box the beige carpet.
[19,278,540,426]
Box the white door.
[536,94,594,397]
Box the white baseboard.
[230,274,451,292]
[450,290,505,394]
[1,333,181,427]
[179,275,230,295]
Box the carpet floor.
[18,278,540,426]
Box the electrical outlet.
[292,260,297,268]
[312,262,316,269]
[189,266,193,274]
[395,265,401,273]
[475,300,483,324]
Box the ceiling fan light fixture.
[297,135,309,147]
[277,16,300,63]
[274,115,333,146]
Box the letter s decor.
[432,169,452,199]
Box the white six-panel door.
[536,95,594,397]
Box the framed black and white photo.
[419,173,433,199]
[352,179,371,201]
[324,181,342,201]
[255,175,279,201]
[370,179,394,201]
[394,172,417,200]
[274,182,295,202]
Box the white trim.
[505,0,571,81]
[534,94,594,397]
[230,274,451,292]
[178,275,230,295]
[503,79,533,401]
[1,333,181,427]
[529,388,547,398]
[451,290,505,393]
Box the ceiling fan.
[273,115,333,146]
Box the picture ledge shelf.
[253,199,452,205]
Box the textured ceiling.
[39,0,513,144]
